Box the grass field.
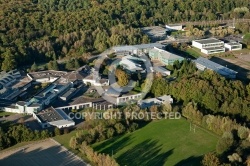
[53,130,90,162]
[53,130,78,149]
[93,119,219,166]
[185,48,202,58]
[0,111,15,117]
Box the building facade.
[192,38,225,55]
[165,24,183,31]
[224,42,242,51]
[113,43,164,55]
[149,47,184,65]
[194,57,237,79]
[33,107,75,129]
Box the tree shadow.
[209,56,250,82]
[175,156,203,166]
[94,135,131,154]
[116,139,173,166]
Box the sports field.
[0,139,87,166]
[93,119,219,166]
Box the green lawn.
[93,119,219,166]
[185,48,201,58]
[0,111,15,117]
[53,130,78,149]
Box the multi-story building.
[224,41,242,51]
[192,38,225,54]
[149,47,184,65]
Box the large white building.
[194,57,237,79]
[224,41,242,51]
[192,38,225,54]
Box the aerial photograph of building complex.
[0,1,250,166]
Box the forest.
[151,60,250,124]
[0,0,250,71]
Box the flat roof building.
[149,47,184,65]
[224,41,242,51]
[119,55,145,72]
[113,43,164,55]
[192,38,225,55]
[194,57,237,79]
[165,24,183,31]
[27,70,67,83]
[138,95,173,109]
[33,107,75,129]
[152,66,171,76]
[0,70,32,101]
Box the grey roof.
[133,43,163,49]
[17,101,26,106]
[113,43,163,52]
[150,47,184,60]
[141,26,167,37]
[194,38,223,44]
[138,95,173,109]
[225,42,242,46]
[28,70,67,80]
[113,46,137,52]
[194,57,237,76]
[36,107,64,123]
[60,88,77,99]
[166,24,182,27]
[106,88,121,97]
[63,71,88,81]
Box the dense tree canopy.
[151,61,250,123]
[243,33,250,48]
[0,0,249,71]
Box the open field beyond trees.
[93,119,219,166]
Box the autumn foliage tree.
[115,68,129,86]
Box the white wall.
[192,41,203,49]
[51,121,75,129]
[36,77,57,83]
[4,107,22,113]
[166,25,182,31]
[26,106,41,114]
[224,43,242,51]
